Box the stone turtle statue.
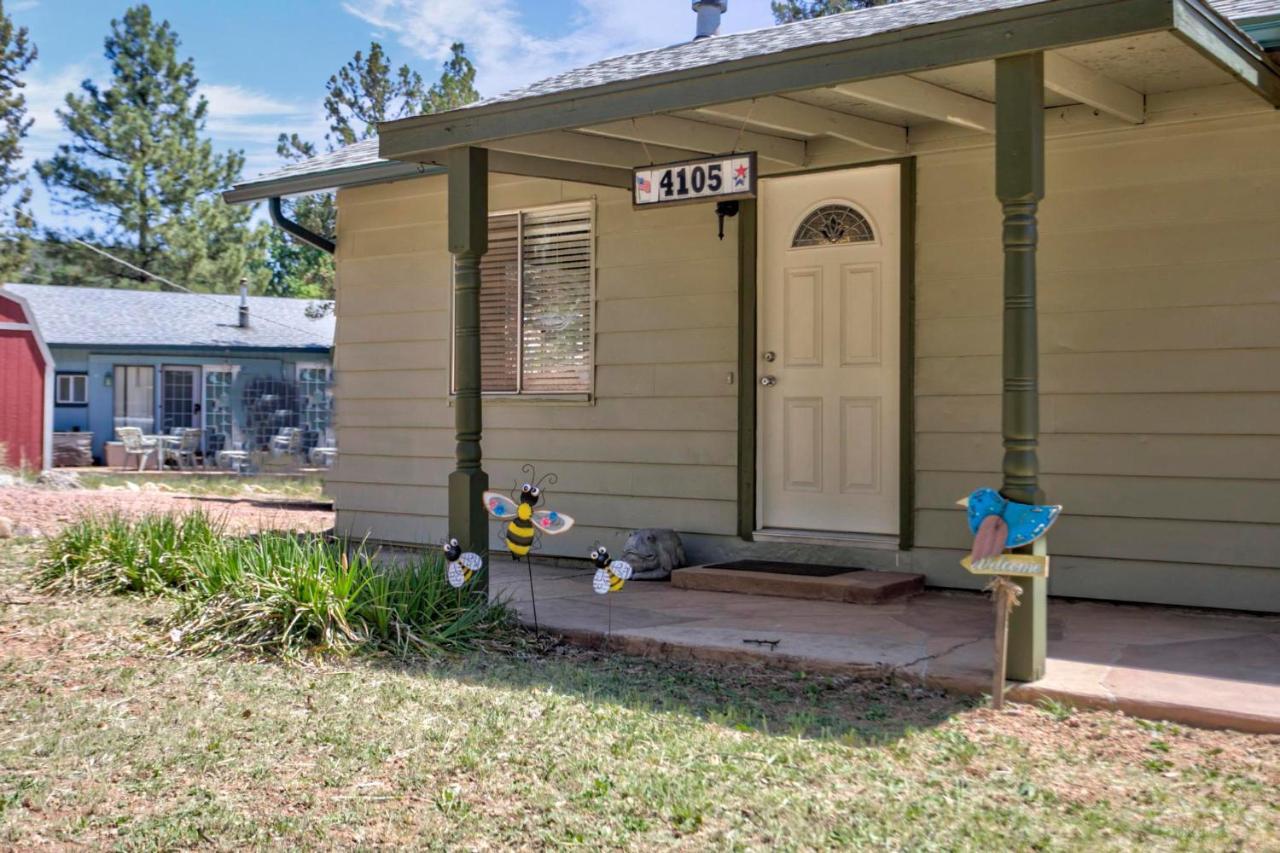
[620,528,686,581]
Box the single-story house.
[0,284,335,465]
[225,0,1280,679]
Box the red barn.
[0,289,52,471]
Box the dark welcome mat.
[703,560,863,578]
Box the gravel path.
[0,485,333,537]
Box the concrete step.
[670,564,924,605]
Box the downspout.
[268,197,335,255]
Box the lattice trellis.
[792,204,874,247]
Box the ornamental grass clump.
[35,511,223,595]
[34,512,515,658]
[170,535,515,658]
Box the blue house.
[2,284,335,464]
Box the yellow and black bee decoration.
[483,474,575,559]
[590,545,633,595]
[442,537,483,588]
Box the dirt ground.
[0,485,334,537]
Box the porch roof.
[376,0,1280,176]
[222,0,1280,203]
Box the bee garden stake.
[590,544,632,650]
[483,466,575,634]
[442,537,483,589]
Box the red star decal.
[735,164,748,180]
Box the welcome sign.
[634,153,757,208]
[960,553,1050,579]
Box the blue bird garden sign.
[957,487,1063,708]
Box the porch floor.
[490,558,1280,734]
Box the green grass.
[34,513,513,658]
[75,471,326,501]
[2,540,1277,848]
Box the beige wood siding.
[330,174,737,554]
[912,106,1280,609]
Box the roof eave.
[377,0,1280,162]
[1173,0,1280,95]
[223,159,441,205]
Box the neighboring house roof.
[224,0,1279,202]
[1,283,334,351]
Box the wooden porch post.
[448,146,490,592]
[996,53,1047,682]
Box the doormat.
[703,560,863,578]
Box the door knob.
[762,351,776,362]
[760,375,777,387]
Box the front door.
[758,164,901,536]
[161,366,200,432]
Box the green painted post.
[996,53,1047,682]
[736,199,758,540]
[448,146,490,594]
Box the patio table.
[140,435,179,471]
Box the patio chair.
[308,447,338,468]
[160,427,202,471]
[215,439,254,474]
[115,426,158,472]
[267,427,304,467]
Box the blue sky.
[11,0,780,228]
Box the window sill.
[447,393,594,407]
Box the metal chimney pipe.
[238,278,250,329]
[692,0,727,40]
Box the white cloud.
[20,61,96,162]
[341,0,777,99]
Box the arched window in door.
[792,203,874,247]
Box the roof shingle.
[3,284,333,351]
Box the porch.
[493,557,1280,734]
[369,0,1280,689]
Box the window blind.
[463,202,594,396]
[477,213,520,392]
[520,205,593,393]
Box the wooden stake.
[986,576,1023,710]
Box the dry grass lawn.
[1,540,1277,850]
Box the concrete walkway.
[491,559,1280,734]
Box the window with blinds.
[456,201,594,396]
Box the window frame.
[449,199,597,402]
[55,372,88,406]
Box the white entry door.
[758,164,901,536]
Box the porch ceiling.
[377,0,1280,185]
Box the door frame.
[737,156,916,549]
[159,364,202,433]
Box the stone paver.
[491,558,1280,733]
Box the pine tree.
[771,0,893,23]
[322,41,478,148]
[0,0,36,280]
[266,41,479,300]
[34,4,253,291]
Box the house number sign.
[633,153,757,208]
